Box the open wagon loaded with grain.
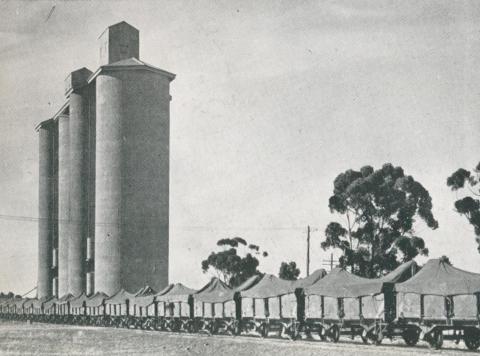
[395,257,480,350]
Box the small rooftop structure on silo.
[98,21,139,66]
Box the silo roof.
[88,57,176,84]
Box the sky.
[0,0,479,294]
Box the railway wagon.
[0,299,9,317]
[25,297,51,322]
[2,298,18,319]
[42,297,58,322]
[126,286,157,329]
[104,289,137,328]
[56,293,75,324]
[193,278,235,334]
[395,258,480,350]
[193,275,261,336]
[303,261,417,344]
[70,293,88,325]
[12,298,30,320]
[85,292,108,326]
[156,283,196,332]
[129,285,165,330]
[239,270,325,339]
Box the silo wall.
[58,115,70,296]
[37,121,58,298]
[68,87,90,296]
[94,69,170,295]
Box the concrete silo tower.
[57,111,70,297]
[65,68,94,296]
[36,119,58,298]
[93,22,174,295]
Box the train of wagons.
[1,257,479,351]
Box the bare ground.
[0,321,473,355]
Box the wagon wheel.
[291,322,300,341]
[370,325,383,346]
[233,321,241,336]
[259,323,268,338]
[402,327,420,346]
[328,324,340,343]
[211,321,220,335]
[360,334,370,344]
[318,330,327,342]
[464,328,480,351]
[427,330,443,350]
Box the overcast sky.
[0,1,479,294]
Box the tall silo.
[57,113,70,297]
[93,22,174,295]
[37,119,58,298]
[66,68,93,296]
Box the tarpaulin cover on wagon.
[304,261,417,298]
[294,269,327,289]
[194,277,233,303]
[156,283,196,303]
[304,268,370,298]
[70,292,88,308]
[56,293,75,306]
[85,292,109,308]
[395,258,480,296]
[130,285,160,308]
[105,289,136,305]
[345,260,418,297]
[43,297,58,310]
[240,274,296,299]
[194,274,262,303]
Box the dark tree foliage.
[0,292,21,298]
[321,163,439,278]
[447,162,480,252]
[440,255,452,265]
[278,261,300,280]
[202,238,268,287]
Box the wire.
[0,213,318,232]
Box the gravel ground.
[0,321,473,355]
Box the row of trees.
[202,162,479,286]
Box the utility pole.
[307,225,310,276]
[321,253,336,272]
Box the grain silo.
[36,21,172,298]
[93,22,174,295]
[65,68,93,296]
[36,119,58,298]
[57,113,70,297]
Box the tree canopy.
[278,261,300,280]
[321,163,438,278]
[201,237,268,287]
[447,162,480,252]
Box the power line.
[0,213,320,232]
